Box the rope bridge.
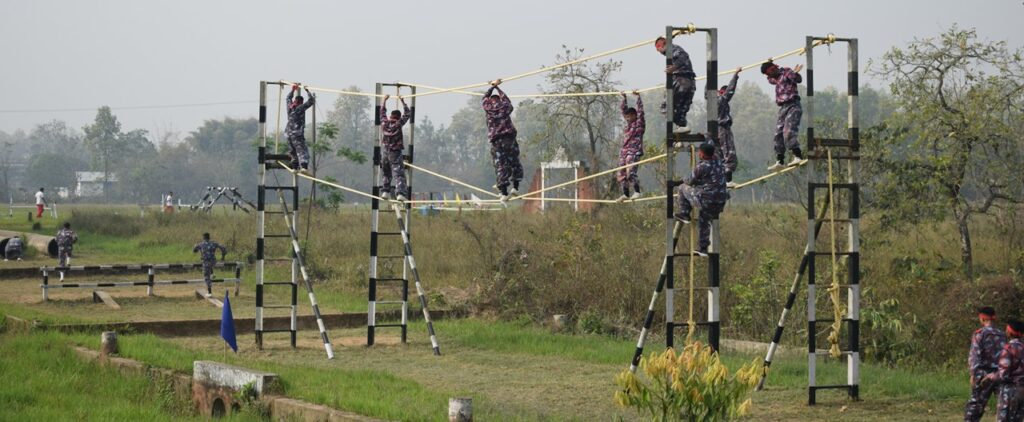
[282,34,834,100]
[267,28,833,205]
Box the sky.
[1,0,1021,140]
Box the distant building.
[75,171,117,197]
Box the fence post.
[147,267,155,296]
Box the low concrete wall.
[265,395,384,422]
[71,343,386,421]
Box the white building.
[75,171,117,197]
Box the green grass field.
[0,329,259,421]
[0,204,998,420]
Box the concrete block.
[193,361,280,394]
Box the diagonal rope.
[512,153,667,200]
[731,160,809,189]
[403,161,500,198]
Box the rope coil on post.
[826,149,844,359]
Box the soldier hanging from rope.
[716,68,742,188]
[761,60,807,171]
[286,84,315,175]
[616,91,645,202]
[482,79,524,202]
[674,142,728,256]
[655,36,696,134]
[379,95,411,202]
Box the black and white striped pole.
[256,80,267,349]
[757,196,829,391]
[368,82,382,346]
[845,37,861,402]
[392,204,440,356]
[147,267,155,296]
[276,192,334,359]
[704,28,721,352]
[663,24,678,350]
[630,222,682,372]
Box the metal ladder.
[803,35,861,404]
[255,80,334,358]
[629,24,720,371]
[366,83,439,355]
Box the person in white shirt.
[34,188,46,218]
[164,191,175,214]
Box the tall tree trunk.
[953,207,974,280]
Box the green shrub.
[615,342,761,421]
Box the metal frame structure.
[803,35,860,405]
[9,195,57,219]
[252,79,325,352]
[40,262,241,301]
[368,83,416,346]
[539,158,582,212]
[663,24,720,351]
[630,24,719,371]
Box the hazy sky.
[1,0,1021,139]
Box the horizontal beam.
[42,278,240,289]
[41,262,243,273]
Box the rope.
[826,149,844,359]
[730,160,809,189]
[401,31,691,100]
[403,161,500,198]
[398,40,827,99]
[686,145,697,344]
[512,153,667,200]
[278,80,379,98]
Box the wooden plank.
[194,289,224,308]
[91,290,121,310]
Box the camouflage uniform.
[618,96,646,192]
[4,237,22,260]
[55,228,77,267]
[483,86,523,192]
[716,73,740,180]
[193,239,227,292]
[988,338,1024,422]
[285,90,315,168]
[768,67,803,158]
[966,325,1007,421]
[662,43,697,127]
[380,104,411,196]
[676,157,728,252]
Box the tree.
[23,152,86,192]
[867,26,1024,278]
[82,107,123,196]
[540,47,623,196]
[28,120,86,160]
[184,117,258,199]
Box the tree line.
[0,26,1019,277]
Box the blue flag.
[221,291,238,352]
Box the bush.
[615,342,761,421]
